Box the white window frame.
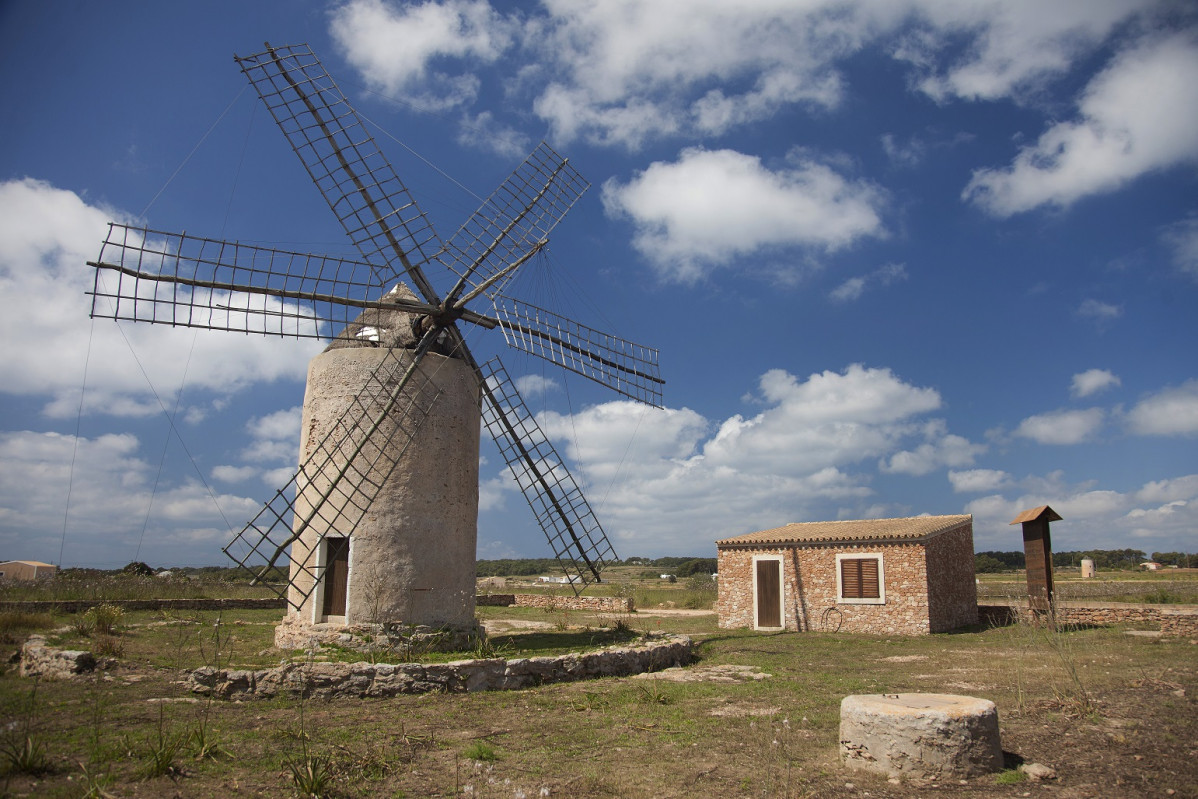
[751,554,786,630]
[835,552,886,605]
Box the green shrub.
[462,741,498,762]
[83,604,124,636]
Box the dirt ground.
[1,614,1195,798]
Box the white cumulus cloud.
[948,468,1012,494]
[329,0,516,111]
[602,147,885,282]
[1071,369,1120,398]
[529,363,950,552]
[1014,408,1105,445]
[0,179,320,419]
[964,31,1198,216]
[1126,380,1198,436]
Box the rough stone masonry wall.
[20,635,97,679]
[979,602,1198,636]
[718,542,935,635]
[924,524,979,633]
[189,634,691,699]
[505,594,634,613]
[0,598,285,614]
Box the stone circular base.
[274,615,485,655]
[840,693,1002,779]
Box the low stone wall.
[475,594,517,606]
[978,602,1197,635]
[20,635,96,679]
[476,593,635,613]
[0,597,285,614]
[2,594,635,615]
[189,634,691,699]
[1161,609,1198,637]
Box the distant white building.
[0,561,57,581]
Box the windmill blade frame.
[492,295,664,407]
[88,42,662,615]
[86,223,472,339]
[235,42,444,300]
[437,142,590,304]
[479,358,619,588]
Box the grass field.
[0,590,1194,798]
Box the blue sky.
[1,0,1196,568]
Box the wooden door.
[322,537,349,618]
[755,559,781,628]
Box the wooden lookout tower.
[1010,505,1061,611]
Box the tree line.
[974,549,1196,573]
[476,556,717,578]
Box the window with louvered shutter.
[836,554,885,604]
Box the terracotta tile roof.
[716,514,972,548]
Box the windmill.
[86,43,663,638]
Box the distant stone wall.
[0,597,285,614]
[476,594,517,606]
[509,594,634,613]
[475,593,634,613]
[1161,609,1198,637]
[978,602,1197,635]
[189,634,691,699]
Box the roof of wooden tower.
[1008,505,1062,525]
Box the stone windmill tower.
[87,43,663,644]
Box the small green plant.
[634,680,673,705]
[470,635,511,660]
[461,741,498,762]
[282,660,339,798]
[0,681,51,776]
[76,759,116,798]
[188,721,229,761]
[995,768,1026,785]
[83,603,124,636]
[285,750,336,797]
[137,705,184,779]
[0,732,51,776]
[90,633,124,658]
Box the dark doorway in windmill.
[756,558,782,628]
[322,537,350,619]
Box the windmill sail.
[236,42,444,300]
[89,43,658,604]
[479,358,619,585]
[492,296,664,407]
[438,142,589,303]
[87,224,445,339]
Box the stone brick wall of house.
[923,524,979,633]
[718,542,937,635]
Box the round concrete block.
[840,693,1002,779]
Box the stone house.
[0,561,57,581]
[715,515,977,635]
